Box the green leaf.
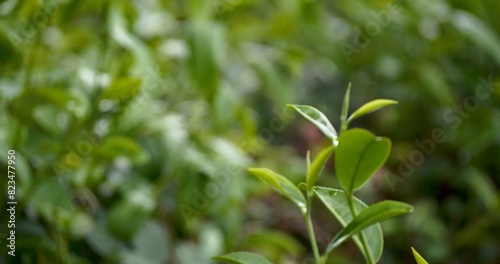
[95,136,148,164]
[347,99,398,123]
[109,2,155,74]
[287,104,337,142]
[452,11,500,66]
[306,146,334,190]
[244,230,304,255]
[29,179,77,231]
[107,199,151,240]
[131,220,170,264]
[314,187,383,262]
[340,83,352,132]
[411,247,429,264]
[103,78,142,101]
[248,168,306,213]
[327,201,414,252]
[335,129,391,193]
[213,252,273,264]
[187,20,224,102]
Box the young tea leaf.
[248,168,306,213]
[306,146,334,190]
[314,187,383,262]
[327,201,413,252]
[335,129,391,193]
[411,247,429,264]
[340,83,352,132]
[287,104,338,143]
[347,99,398,123]
[213,251,273,264]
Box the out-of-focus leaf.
[86,220,124,257]
[327,201,413,252]
[130,220,169,264]
[109,2,155,73]
[248,168,306,213]
[287,104,337,143]
[213,252,273,264]
[347,99,398,123]
[33,105,63,136]
[107,198,151,240]
[29,88,76,109]
[452,11,500,65]
[102,78,142,101]
[335,129,391,193]
[0,29,20,69]
[187,20,224,102]
[314,187,383,262]
[306,145,334,190]
[94,136,148,164]
[464,167,498,212]
[68,211,94,238]
[244,230,304,255]
[0,149,32,199]
[29,179,76,226]
[417,63,454,106]
[411,247,429,264]
[255,62,293,107]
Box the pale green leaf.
[347,99,398,123]
[306,146,334,190]
[248,168,306,213]
[287,104,337,142]
[411,247,429,264]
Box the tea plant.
[215,85,415,264]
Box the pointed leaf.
[411,247,429,264]
[340,83,352,132]
[213,252,273,264]
[287,104,337,142]
[248,168,306,213]
[335,129,391,193]
[347,99,398,123]
[306,146,334,190]
[314,187,383,262]
[327,201,413,252]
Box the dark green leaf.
[335,129,391,193]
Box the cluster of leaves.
[217,87,429,264]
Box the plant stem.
[347,194,376,264]
[305,192,321,263]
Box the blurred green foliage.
[0,0,499,263]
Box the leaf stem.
[305,192,321,263]
[347,194,376,264]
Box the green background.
[0,0,499,263]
